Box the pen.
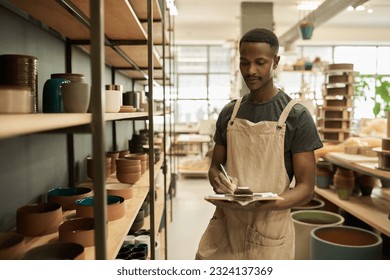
[219,164,231,183]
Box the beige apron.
[196,98,297,260]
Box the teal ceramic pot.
[292,210,344,260]
[47,187,92,210]
[299,22,314,40]
[42,78,70,113]
[316,174,332,188]
[310,225,383,260]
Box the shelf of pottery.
[316,63,357,143]
[0,0,172,260]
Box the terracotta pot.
[106,183,134,200]
[0,232,25,260]
[299,21,314,40]
[310,225,383,260]
[22,242,85,260]
[16,203,62,237]
[292,198,325,212]
[58,217,95,247]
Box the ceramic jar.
[42,78,70,112]
[333,167,355,200]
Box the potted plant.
[299,20,314,40]
[354,74,390,118]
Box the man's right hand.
[213,173,238,194]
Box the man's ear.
[273,55,281,69]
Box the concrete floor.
[166,175,215,260]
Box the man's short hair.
[240,28,279,55]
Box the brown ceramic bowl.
[47,187,93,210]
[117,172,141,184]
[116,158,141,167]
[58,217,95,247]
[75,195,125,221]
[106,183,134,200]
[86,156,111,179]
[126,153,148,161]
[116,164,141,174]
[16,203,62,237]
[22,242,85,260]
[0,232,25,260]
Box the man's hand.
[213,173,238,194]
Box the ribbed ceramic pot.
[292,210,344,260]
[310,225,383,260]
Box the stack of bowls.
[86,156,111,180]
[115,158,142,184]
[125,153,148,174]
[129,133,149,153]
[142,145,161,163]
[106,151,120,174]
[0,54,38,112]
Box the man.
[196,28,323,260]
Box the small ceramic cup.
[61,82,90,113]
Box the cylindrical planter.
[310,225,383,260]
[292,210,344,260]
[292,197,325,212]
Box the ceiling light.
[297,1,320,11]
[347,6,354,11]
[367,8,374,13]
[355,5,366,11]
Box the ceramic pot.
[61,82,90,113]
[334,167,355,200]
[310,225,383,260]
[299,21,314,40]
[42,78,70,113]
[22,242,85,260]
[292,210,344,260]
[0,232,25,260]
[292,197,325,212]
[58,217,95,247]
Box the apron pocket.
[244,225,286,259]
[196,214,227,260]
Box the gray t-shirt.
[214,90,323,180]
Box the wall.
[0,5,144,231]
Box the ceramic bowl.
[116,172,141,184]
[86,156,111,180]
[106,183,134,200]
[47,187,93,210]
[0,232,25,260]
[116,158,141,167]
[116,164,141,174]
[16,203,62,237]
[22,242,85,260]
[58,217,95,247]
[75,195,125,221]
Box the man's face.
[239,42,279,92]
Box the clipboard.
[204,192,283,206]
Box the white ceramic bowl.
[0,86,32,113]
[105,90,122,113]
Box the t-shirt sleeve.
[290,106,323,154]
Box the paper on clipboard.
[204,192,283,206]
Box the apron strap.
[277,99,298,129]
[228,97,243,125]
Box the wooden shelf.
[0,112,150,140]
[9,0,163,72]
[315,187,390,237]
[319,151,390,237]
